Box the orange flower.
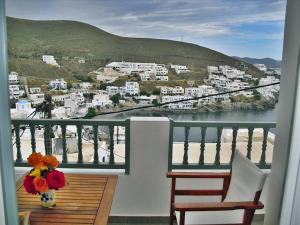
[42,155,59,168]
[27,152,43,168]
[32,177,49,192]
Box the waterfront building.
[161,95,194,109]
[138,95,157,105]
[92,94,112,108]
[160,86,184,96]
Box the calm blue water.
[97,106,278,142]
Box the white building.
[124,82,140,96]
[106,86,120,96]
[160,86,184,96]
[64,92,85,111]
[106,61,168,77]
[171,64,190,74]
[254,63,268,72]
[219,65,245,79]
[16,99,31,111]
[207,66,219,74]
[9,85,25,100]
[29,87,41,94]
[73,82,93,90]
[52,94,68,104]
[161,95,194,109]
[92,94,112,108]
[49,78,67,90]
[138,95,157,105]
[257,76,280,99]
[8,72,19,84]
[42,55,60,67]
[29,93,45,106]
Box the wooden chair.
[167,151,267,225]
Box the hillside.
[6,17,263,85]
[233,56,281,68]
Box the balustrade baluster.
[61,125,68,163]
[260,128,269,166]
[199,127,207,164]
[77,125,83,163]
[183,127,190,165]
[109,126,115,164]
[231,127,238,163]
[215,127,223,165]
[44,125,52,155]
[14,124,22,162]
[247,128,254,159]
[29,124,36,153]
[93,125,99,164]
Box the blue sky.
[5,0,286,60]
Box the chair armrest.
[174,201,264,212]
[167,172,231,179]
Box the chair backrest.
[224,150,267,202]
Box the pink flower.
[46,170,65,190]
[23,175,38,194]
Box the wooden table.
[16,174,118,225]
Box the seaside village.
[9,55,280,120]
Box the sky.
[5,0,286,60]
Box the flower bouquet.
[23,152,65,208]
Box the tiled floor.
[109,220,264,225]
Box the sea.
[95,105,278,142]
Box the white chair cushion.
[224,150,267,202]
[174,150,267,225]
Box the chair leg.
[169,178,176,225]
[243,209,254,225]
[179,211,185,225]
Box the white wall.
[264,0,300,224]
[111,117,171,216]
[0,171,5,224]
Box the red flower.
[46,170,65,190]
[23,175,38,194]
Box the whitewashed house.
[106,86,120,96]
[207,66,219,74]
[29,87,41,94]
[160,86,184,96]
[161,95,194,109]
[49,78,67,90]
[42,55,60,67]
[64,92,85,112]
[254,63,268,72]
[171,64,190,74]
[8,72,19,84]
[52,94,68,104]
[257,76,280,99]
[16,99,31,111]
[92,94,112,108]
[29,93,45,106]
[9,85,24,100]
[138,95,157,105]
[124,82,139,95]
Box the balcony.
[11,117,275,225]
